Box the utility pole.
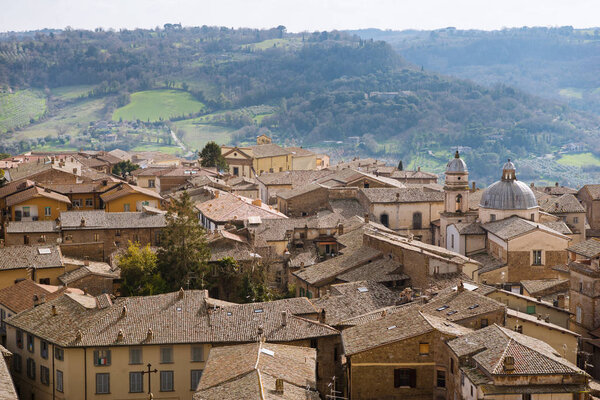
[140,363,158,398]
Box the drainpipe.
[84,347,88,400]
[52,343,55,400]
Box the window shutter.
[409,369,417,388]
[394,369,401,388]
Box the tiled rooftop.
[0,245,62,271]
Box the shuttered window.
[394,368,416,388]
[96,373,110,394]
[129,372,143,393]
[191,370,203,390]
[160,370,174,392]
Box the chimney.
[396,192,400,201]
[75,330,82,341]
[503,356,515,372]
[417,166,421,172]
[33,295,40,307]
[338,224,344,235]
[536,296,542,302]
[537,314,542,320]
[282,311,287,326]
[557,294,565,308]
[252,199,262,207]
[555,182,559,187]
[319,309,326,323]
[146,328,153,341]
[73,168,78,174]
[364,213,369,223]
[117,330,124,342]
[457,281,465,293]
[84,258,90,266]
[214,191,219,199]
[275,378,284,394]
[121,305,127,318]
[472,182,476,192]
[80,217,86,227]
[179,287,185,299]
[44,187,51,193]
[102,180,108,186]
[51,305,57,316]
[530,182,535,188]
[258,325,264,336]
[544,315,550,323]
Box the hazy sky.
[1,0,599,32]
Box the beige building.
[221,142,292,178]
[0,345,18,399]
[5,289,338,400]
[285,146,317,170]
[577,184,600,234]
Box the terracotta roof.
[534,185,578,196]
[447,324,584,376]
[100,183,163,202]
[59,258,120,285]
[421,288,506,323]
[0,245,63,271]
[539,194,585,214]
[390,170,438,180]
[0,345,18,400]
[6,290,336,348]
[580,184,600,200]
[568,238,600,258]
[247,143,291,158]
[328,199,366,219]
[336,258,409,284]
[482,216,569,241]
[521,279,569,296]
[453,222,486,235]
[5,185,71,207]
[470,252,506,274]
[285,146,315,157]
[540,220,573,235]
[342,308,471,355]
[59,210,166,229]
[194,342,318,400]
[360,187,444,203]
[277,183,324,200]
[5,220,59,233]
[196,191,287,224]
[0,179,35,199]
[0,280,57,313]
[39,182,108,194]
[310,281,402,326]
[256,170,333,187]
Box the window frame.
[56,370,64,392]
[55,347,64,361]
[41,340,49,359]
[93,349,112,366]
[191,345,204,362]
[41,365,50,385]
[160,370,174,392]
[13,353,22,373]
[26,357,36,380]
[160,347,173,364]
[123,203,131,212]
[27,333,34,353]
[394,368,416,388]
[129,371,144,393]
[532,250,543,266]
[436,369,446,388]
[72,199,82,207]
[96,372,110,394]
[85,198,94,207]
[418,342,429,355]
[129,347,143,365]
[16,329,23,349]
[44,206,52,216]
[191,369,203,391]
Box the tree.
[398,160,403,171]
[199,141,228,170]
[118,242,166,296]
[112,160,139,177]
[157,191,210,290]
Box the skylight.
[387,325,397,330]
[227,312,232,316]
[254,309,264,313]
[447,310,458,315]
[468,304,480,310]
[260,348,275,357]
[357,287,369,293]
[37,248,51,254]
[436,305,449,311]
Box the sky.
[1,0,599,33]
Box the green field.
[244,38,301,51]
[130,144,182,155]
[0,89,47,133]
[50,85,96,100]
[112,90,205,122]
[18,98,107,139]
[173,119,234,151]
[557,152,600,167]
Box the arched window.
[380,213,389,227]
[412,212,422,229]
[455,194,462,212]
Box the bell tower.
[444,151,470,214]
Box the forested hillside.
[1,26,599,185]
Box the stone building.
[577,184,600,236]
[0,245,64,289]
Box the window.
[96,373,110,394]
[579,281,583,293]
[574,217,579,224]
[363,182,370,188]
[39,278,50,285]
[27,334,34,353]
[450,234,455,248]
[123,203,130,212]
[526,305,536,314]
[129,372,143,393]
[13,354,22,373]
[480,318,489,328]
[460,371,465,387]
[39,234,47,243]
[93,349,111,366]
[413,212,422,229]
[148,179,156,188]
[490,214,496,221]
[523,394,531,400]
[24,235,30,245]
[72,199,81,207]
[419,343,429,355]
[380,213,389,227]
[160,371,174,392]
[41,366,50,385]
[129,348,142,364]
[394,368,416,388]
[56,370,64,392]
[160,347,173,363]
[450,358,455,374]
[94,233,100,242]
[44,207,51,217]
[55,347,64,361]
[233,167,239,176]
[23,206,31,217]
[530,213,535,221]
[191,346,204,362]
[0,309,5,332]
[532,250,542,265]
[269,168,274,173]
[436,370,446,388]
[576,305,582,324]
[191,370,203,390]
[27,358,36,380]
[86,198,94,207]
[16,330,23,348]
[307,291,313,299]
[41,341,48,359]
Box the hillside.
[1,26,600,185]
[351,27,600,116]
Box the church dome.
[480,160,537,210]
[446,151,468,173]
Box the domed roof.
[446,151,468,173]
[480,161,537,210]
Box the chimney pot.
[275,378,284,394]
[282,311,287,326]
[51,305,57,316]
[146,328,153,341]
[117,329,124,342]
[80,217,86,227]
[503,356,515,372]
[364,213,369,223]
[179,287,185,299]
